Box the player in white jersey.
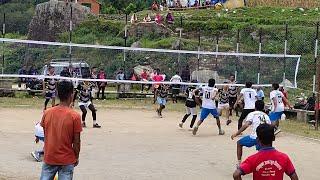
[235,82,257,130]
[231,100,271,165]
[192,79,225,136]
[269,83,292,135]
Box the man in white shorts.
[231,100,271,166]
[76,80,101,128]
[192,79,225,136]
[218,84,232,125]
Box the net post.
[235,29,240,77]
[68,5,73,65]
[180,16,183,27]
[123,23,128,74]
[284,23,288,82]
[197,29,201,82]
[315,22,320,130]
[258,28,262,84]
[313,75,316,93]
[314,22,319,88]
[215,32,219,68]
[1,13,5,74]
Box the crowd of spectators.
[151,0,228,9]
[131,11,175,25]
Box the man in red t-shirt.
[233,124,298,180]
[40,81,82,180]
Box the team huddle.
[35,69,298,180]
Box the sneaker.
[226,119,232,126]
[274,128,281,135]
[93,123,101,128]
[219,129,225,135]
[31,151,41,162]
[192,126,198,135]
[82,122,86,128]
[178,122,183,128]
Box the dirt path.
[0,108,319,180]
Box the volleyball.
[215,3,223,11]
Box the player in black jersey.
[43,66,57,111]
[155,84,169,118]
[218,85,232,125]
[179,84,198,130]
[76,80,101,128]
[228,74,239,116]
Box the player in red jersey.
[233,124,298,180]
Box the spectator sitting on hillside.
[168,0,174,7]
[130,13,138,24]
[176,0,182,8]
[143,14,152,22]
[166,12,174,24]
[151,1,159,11]
[155,13,163,24]
[193,0,199,7]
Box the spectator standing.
[27,66,39,91]
[233,124,299,180]
[97,69,107,99]
[140,68,151,92]
[166,12,174,24]
[18,65,27,89]
[256,87,265,101]
[40,81,82,180]
[279,85,289,107]
[181,65,191,93]
[60,67,71,77]
[170,72,182,103]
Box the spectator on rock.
[130,13,138,24]
[155,13,163,24]
[143,14,152,22]
[166,12,174,24]
[151,1,159,11]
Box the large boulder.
[28,1,90,41]
[127,22,173,38]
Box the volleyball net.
[0,38,301,88]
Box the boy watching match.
[233,124,299,180]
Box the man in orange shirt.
[40,81,82,180]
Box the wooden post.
[316,22,320,130]
[2,13,5,74]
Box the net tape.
[0,38,301,58]
[0,74,274,87]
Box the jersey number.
[258,116,267,124]
[205,91,211,99]
[277,95,283,104]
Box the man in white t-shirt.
[235,82,257,130]
[231,100,271,166]
[269,83,292,135]
[192,79,225,136]
[170,72,182,103]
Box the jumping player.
[192,79,225,136]
[231,100,271,166]
[43,66,57,111]
[179,83,198,130]
[269,83,292,135]
[77,80,101,128]
[235,82,257,130]
[218,84,232,125]
[229,74,239,117]
[156,84,169,118]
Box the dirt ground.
[0,107,319,180]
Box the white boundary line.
[0,38,302,58]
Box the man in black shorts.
[178,84,198,130]
[228,74,239,117]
